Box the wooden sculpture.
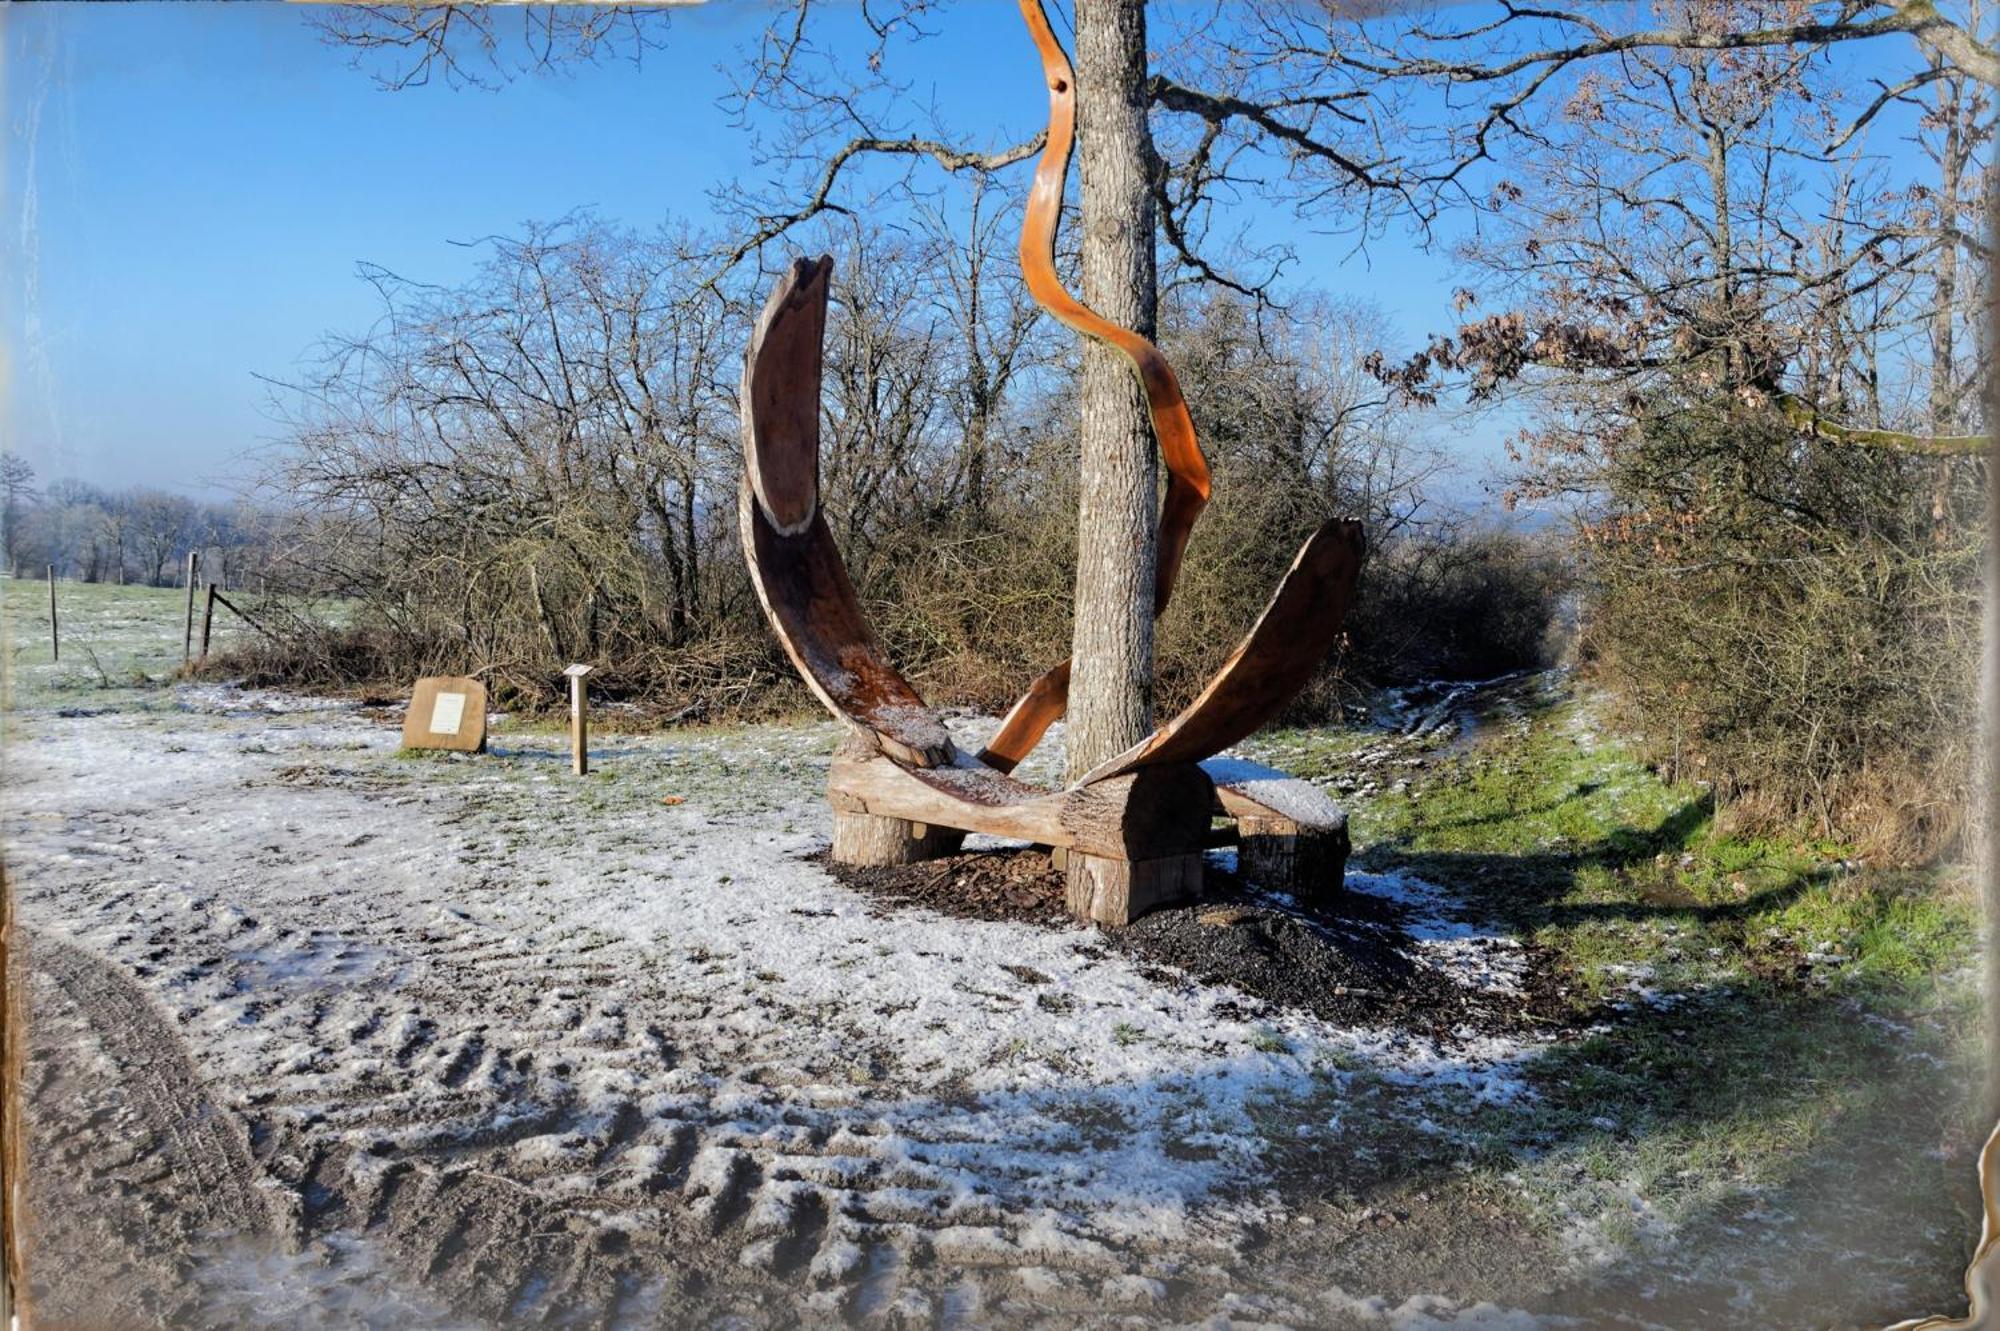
[737,3,1365,925]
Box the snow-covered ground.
[8,680,1563,1327]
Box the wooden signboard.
[401,676,488,753]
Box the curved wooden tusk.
[1074,518,1366,787]
[743,255,834,536]
[740,258,955,769]
[979,0,1214,775]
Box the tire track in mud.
[21,932,280,1328]
[239,883,1251,1327]
[9,707,1321,1327]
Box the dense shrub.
[225,219,1571,734]
[1577,397,1983,863]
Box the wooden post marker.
[46,565,57,663]
[401,677,488,753]
[563,663,595,776]
[181,550,200,667]
[199,583,218,663]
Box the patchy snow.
[1347,868,1532,997]
[7,681,1559,1322]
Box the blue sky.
[2,2,1938,504]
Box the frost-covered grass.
[1,574,194,709]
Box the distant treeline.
[0,459,281,591]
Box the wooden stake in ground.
[46,565,57,663]
[181,551,200,667]
[199,584,217,663]
[564,663,595,776]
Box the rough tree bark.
[1983,160,2000,1123]
[1066,0,1161,783]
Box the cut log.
[1064,851,1203,926]
[1236,816,1348,900]
[830,811,964,866]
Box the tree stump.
[1237,812,1349,902]
[1064,851,1203,926]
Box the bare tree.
[2,452,38,577]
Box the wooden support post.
[199,583,218,663]
[830,810,964,865]
[1064,852,1204,927]
[182,550,200,667]
[46,565,57,663]
[563,663,594,776]
[1237,814,1350,901]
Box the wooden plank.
[46,566,57,663]
[1077,517,1365,786]
[830,747,1067,846]
[829,747,1212,862]
[401,676,488,754]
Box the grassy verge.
[1246,673,1983,1263]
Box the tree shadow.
[1360,789,1840,933]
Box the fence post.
[182,550,200,667]
[46,565,57,663]
[199,583,218,663]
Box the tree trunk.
[1981,153,2000,1124]
[1066,0,1159,783]
[1930,60,1963,436]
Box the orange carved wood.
[980,0,1215,774]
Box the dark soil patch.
[817,847,1577,1040]
[814,848,1073,926]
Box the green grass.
[1248,674,1983,1256]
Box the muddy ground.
[2,601,1982,1330]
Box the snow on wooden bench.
[1200,757,1349,900]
